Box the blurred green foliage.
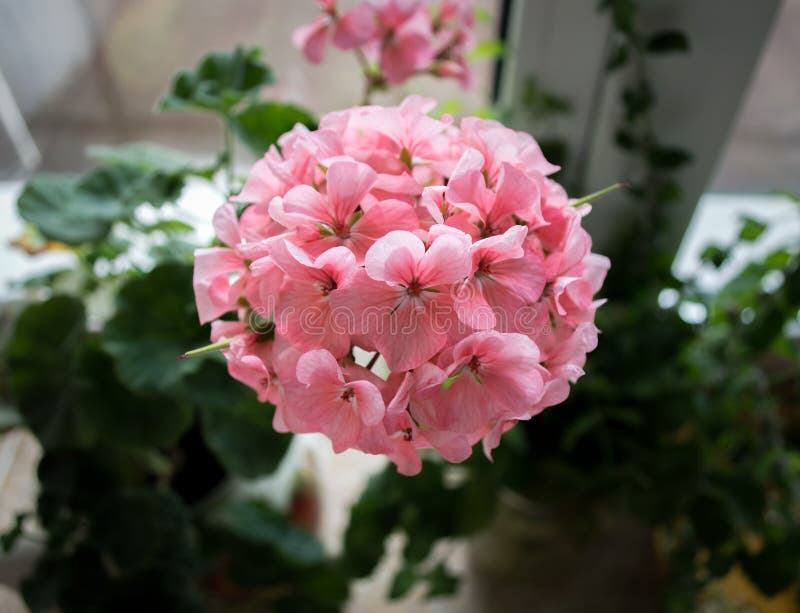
[0,48,344,613]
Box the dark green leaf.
[231,102,317,156]
[521,77,572,119]
[646,30,690,54]
[738,216,767,242]
[211,499,324,566]
[201,396,291,478]
[647,145,692,169]
[701,244,729,268]
[159,47,273,115]
[426,563,459,597]
[0,513,26,553]
[389,562,417,599]
[622,82,654,121]
[7,297,96,448]
[606,42,629,71]
[91,488,196,574]
[614,128,638,151]
[101,264,209,394]
[79,340,193,447]
[740,534,800,596]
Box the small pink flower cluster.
[194,96,609,475]
[293,0,476,88]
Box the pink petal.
[292,17,330,64]
[326,159,378,224]
[417,233,471,287]
[212,202,242,247]
[364,230,424,284]
[295,348,344,386]
[349,380,386,426]
[193,247,244,323]
[333,4,378,49]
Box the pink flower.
[267,240,356,357]
[412,331,545,432]
[446,149,546,237]
[454,225,546,331]
[288,349,386,452]
[334,228,471,371]
[269,158,418,261]
[292,0,477,89]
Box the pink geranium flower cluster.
[193,96,609,475]
[293,0,477,88]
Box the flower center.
[468,355,481,373]
[340,387,355,402]
[406,279,423,297]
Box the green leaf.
[606,42,629,71]
[16,175,115,244]
[701,244,729,268]
[101,263,209,394]
[159,47,273,115]
[426,563,459,597]
[647,145,692,169]
[211,499,325,566]
[141,219,195,235]
[389,562,417,599]
[1,513,26,553]
[79,340,193,447]
[646,30,690,54]
[773,190,800,204]
[17,161,187,245]
[87,142,194,174]
[521,77,572,119]
[740,533,800,596]
[201,396,291,478]
[467,39,504,61]
[614,128,638,151]
[622,82,654,121]
[7,297,96,448]
[738,216,767,242]
[231,102,317,156]
[91,488,196,575]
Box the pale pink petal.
[364,230,424,284]
[295,348,344,386]
[212,202,242,247]
[417,233,471,287]
[326,160,377,223]
[292,17,330,64]
[349,380,386,426]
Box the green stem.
[180,338,232,360]
[223,118,235,196]
[569,182,629,208]
[354,48,376,105]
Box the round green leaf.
[201,393,291,478]
[231,102,317,157]
[101,263,209,394]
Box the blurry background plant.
[0,48,356,613]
